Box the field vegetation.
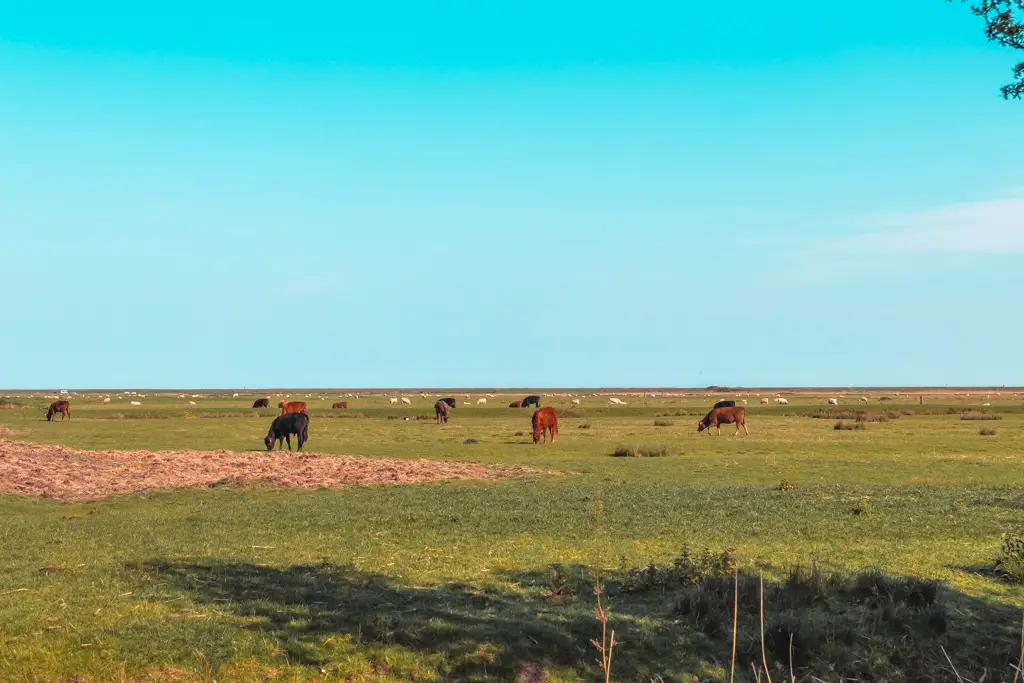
[2,389,1024,681]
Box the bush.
[834,421,866,431]
[808,409,858,420]
[560,409,584,418]
[463,438,479,445]
[996,529,1024,583]
[655,409,692,417]
[777,480,796,492]
[653,419,673,427]
[979,427,998,436]
[851,500,870,516]
[577,423,591,429]
[961,412,1002,421]
[856,412,889,423]
[612,444,670,458]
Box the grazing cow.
[45,400,71,421]
[401,397,412,405]
[253,398,270,409]
[389,398,399,404]
[522,395,541,408]
[279,400,308,415]
[760,398,770,404]
[441,397,457,408]
[698,406,749,436]
[531,406,559,444]
[332,401,348,409]
[509,400,523,408]
[828,398,839,406]
[712,400,736,410]
[571,399,581,405]
[477,398,487,405]
[434,399,450,424]
[264,412,309,451]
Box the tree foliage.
[958,0,1024,98]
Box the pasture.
[2,390,1024,682]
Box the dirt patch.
[0,426,27,436]
[0,439,544,502]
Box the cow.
[522,395,541,408]
[434,400,450,424]
[45,400,71,422]
[390,398,399,404]
[477,398,487,404]
[332,401,348,409]
[712,400,736,410]
[698,406,749,436]
[401,397,412,405]
[509,400,523,408]
[828,398,839,406]
[531,406,559,444]
[264,412,309,452]
[253,398,270,409]
[279,400,308,415]
[440,397,457,408]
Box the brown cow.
[508,400,523,408]
[279,400,308,415]
[332,401,348,409]
[531,406,558,444]
[697,406,748,436]
[434,399,450,424]
[46,400,71,422]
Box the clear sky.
[1,1,1022,389]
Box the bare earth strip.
[0,439,543,502]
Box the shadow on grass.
[136,558,1024,682]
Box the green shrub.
[979,427,998,436]
[653,419,673,427]
[834,420,866,431]
[996,529,1024,583]
[612,444,669,458]
[961,412,1002,421]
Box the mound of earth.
[0,440,542,502]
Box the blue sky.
[1,1,1021,388]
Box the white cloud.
[829,194,1024,254]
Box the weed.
[561,409,585,419]
[578,423,591,429]
[855,412,889,423]
[851,499,870,516]
[996,529,1024,583]
[962,412,1002,421]
[463,439,479,445]
[979,427,998,436]
[653,419,673,427]
[834,421,866,431]
[776,480,796,492]
[611,444,669,458]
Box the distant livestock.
[130,401,142,406]
[521,395,541,408]
[401,397,412,405]
[279,400,308,415]
[434,400,450,424]
[760,398,770,404]
[477,398,487,404]
[389,398,399,405]
[571,399,581,405]
[509,401,523,408]
[45,400,71,422]
[698,406,749,436]
[441,397,457,408]
[332,401,348,409]
[859,397,870,403]
[608,398,628,405]
[103,398,111,404]
[775,398,789,405]
[828,398,839,405]
[252,398,270,409]
[712,400,736,410]
[531,407,559,444]
[264,412,309,452]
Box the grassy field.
[2,390,1024,682]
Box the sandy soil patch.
[0,439,542,502]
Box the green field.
[2,390,1024,682]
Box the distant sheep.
[189,401,196,405]
[401,397,412,405]
[390,398,399,404]
[477,398,487,404]
[571,399,580,405]
[760,398,770,404]
[859,397,870,403]
[103,398,111,404]
[775,398,789,405]
[828,398,839,405]
[130,401,142,406]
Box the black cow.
[522,395,541,408]
[253,398,270,408]
[712,400,736,410]
[440,397,457,408]
[264,412,309,451]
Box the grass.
[980,427,998,436]
[1,390,1024,681]
[833,420,867,430]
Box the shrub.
[577,423,591,429]
[855,412,889,423]
[463,438,479,445]
[612,444,670,458]
[834,421,866,431]
[961,412,1002,421]
[996,529,1024,583]
[851,499,870,516]
[808,409,858,420]
[653,419,673,427]
[777,480,796,492]
[561,409,584,418]
[655,409,692,417]
[415,414,432,420]
[979,427,998,436]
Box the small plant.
[612,444,669,457]
[513,431,525,436]
[777,480,796,492]
[996,529,1024,583]
[855,412,889,423]
[463,438,479,445]
[979,427,998,436]
[549,564,571,600]
[415,414,432,420]
[578,423,591,429]
[653,419,673,427]
[561,409,585,418]
[851,499,870,516]
[834,420,866,431]
[655,409,691,417]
